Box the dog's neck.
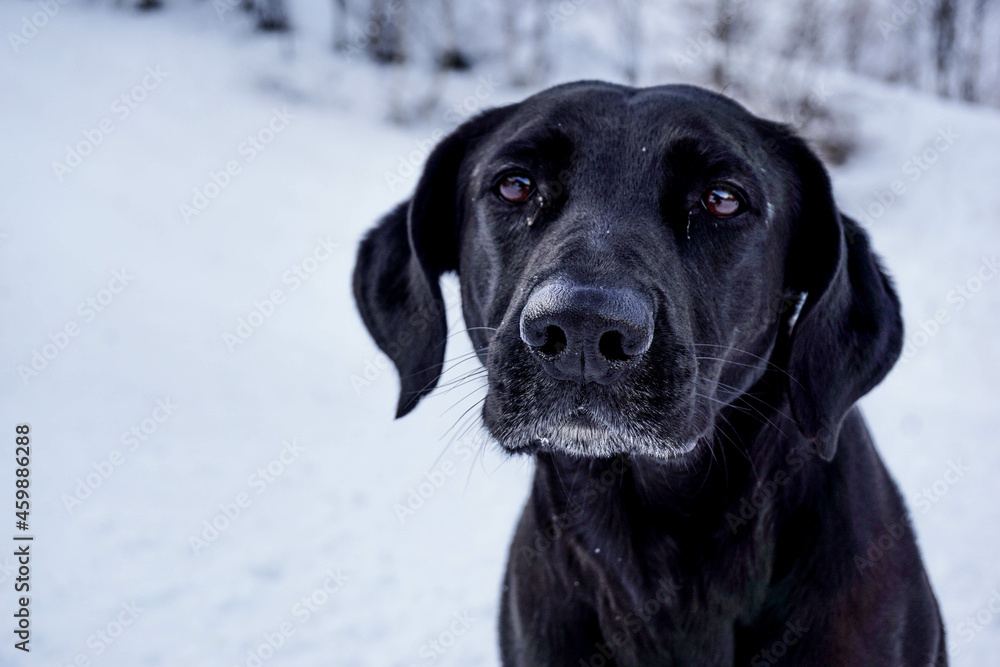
[532,393,799,526]
[524,391,837,647]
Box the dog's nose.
[519,281,654,385]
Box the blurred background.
[1,0,998,665]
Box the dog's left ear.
[353,106,513,418]
[780,134,904,461]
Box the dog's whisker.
[446,406,487,460]
[439,392,487,426]
[433,368,488,393]
[433,374,487,394]
[705,403,755,475]
[441,395,487,442]
[392,353,486,406]
[445,326,498,343]
[701,377,789,422]
[393,346,487,384]
[694,355,770,374]
[692,390,733,409]
[691,343,803,388]
[710,380,793,438]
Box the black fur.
[353,81,945,666]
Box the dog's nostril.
[539,325,567,356]
[598,331,629,362]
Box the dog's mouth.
[483,381,707,460]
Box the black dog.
[353,82,945,666]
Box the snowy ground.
[1,2,998,666]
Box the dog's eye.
[700,187,744,218]
[495,173,535,204]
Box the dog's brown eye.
[701,187,744,218]
[496,173,535,204]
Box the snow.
[1,2,998,665]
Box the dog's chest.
[567,527,773,665]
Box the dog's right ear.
[777,131,904,462]
[353,106,513,418]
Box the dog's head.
[354,82,902,462]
